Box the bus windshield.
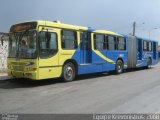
[8,31,37,59]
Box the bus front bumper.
[8,70,38,80]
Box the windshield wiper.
[17,29,30,57]
[21,29,29,39]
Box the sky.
[1,0,160,42]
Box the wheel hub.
[66,67,73,77]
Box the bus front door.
[38,27,60,79]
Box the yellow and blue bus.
[7,20,159,81]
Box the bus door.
[153,42,157,59]
[80,32,92,64]
[92,34,106,64]
[137,39,143,60]
[38,26,60,79]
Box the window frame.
[8,30,38,59]
[143,40,152,52]
[39,31,58,59]
[61,29,78,50]
[148,41,152,51]
[117,37,126,50]
[107,35,117,50]
[143,41,147,51]
[94,33,105,50]
[93,34,126,51]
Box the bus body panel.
[72,31,128,75]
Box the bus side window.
[108,36,116,50]
[143,41,152,52]
[143,41,147,51]
[94,34,105,50]
[61,30,77,49]
[153,42,157,52]
[148,42,152,51]
[39,32,58,58]
[117,37,126,50]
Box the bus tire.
[115,60,123,74]
[147,58,152,69]
[62,62,76,82]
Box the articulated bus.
[7,20,159,81]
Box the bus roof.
[136,36,158,42]
[10,20,123,36]
[93,30,122,36]
[37,20,88,31]
[37,20,122,36]
[121,34,158,42]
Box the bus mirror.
[39,27,45,34]
[45,32,51,41]
[41,27,44,31]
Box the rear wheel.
[115,60,123,74]
[62,62,76,82]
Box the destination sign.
[10,22,37,32]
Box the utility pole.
[133,21,136,36]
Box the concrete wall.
[0,33,8,73]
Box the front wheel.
[115,60,123,74]
[62,62,76,82]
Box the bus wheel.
[147,58,152,69]
[62,62,76,82]
[115,60,123,74]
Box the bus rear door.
[137,39,143,61]
[153,42,157,60]
[78,32,93,74]
[80,32,92,64]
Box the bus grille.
[11,62,26,66]
[13,66,25,71]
